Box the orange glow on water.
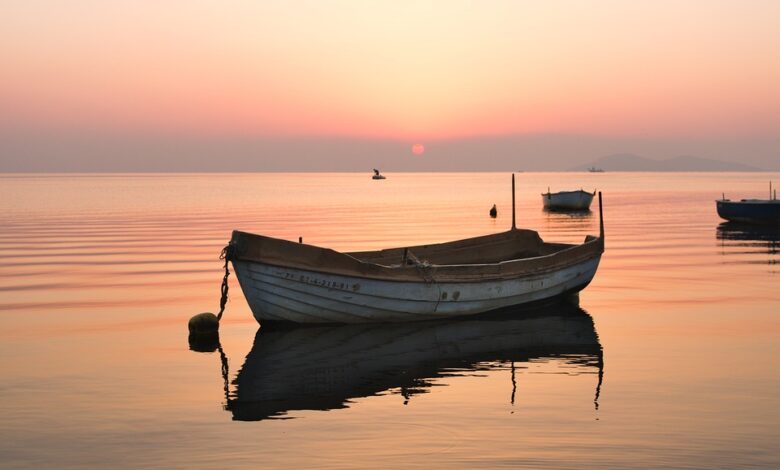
[1,173,780,468]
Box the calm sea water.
[1,172,778,469]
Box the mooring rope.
[218,344,230,404]
[217,243,234,321]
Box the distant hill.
[571,153,762,172]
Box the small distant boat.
[588,167,605,173]
[372,169,386,180]
[228,176,605,324]
[542,188,595,211]
[717,182,780,225]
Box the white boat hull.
[233,255,601,323]
[542,190,594,211]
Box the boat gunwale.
[541,189,596,196]
[230,229,604,283]
[716,199,780,205]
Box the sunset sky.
[1,0,779,170]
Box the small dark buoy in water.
[189,312,219,334]
[188,312,220,352]
[489,204,497,218]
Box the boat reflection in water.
[716,222,779,263]
[543,208,592,218]
[543,208,594,243]
[223,302,603,421]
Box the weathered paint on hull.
[542,191,594,211]
[232,256,602,324]
[716,200,780,225]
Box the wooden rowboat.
[542,189,595,211]
[717,183,779,225]
[717,199,780,225]
[229,179,605,324]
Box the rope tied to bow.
[217,242,234,321]
[188,242,234,335]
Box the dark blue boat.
[717,182,780,225]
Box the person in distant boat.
[489,204,497,218]
[373,169,380,177]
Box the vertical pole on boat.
[598,191,604,240]
[511,173,517,230]
[770,181,773,200]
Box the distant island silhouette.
[1,135,775,172]
[571,153,763,172]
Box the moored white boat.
[542,189,595,211]
[228,181,606,324]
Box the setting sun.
[412,144,425,155]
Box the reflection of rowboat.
[542,189,595,211]
[229,178,605,324]
[716,222,780,242]
[716,222,780,258]
[225,303,603,421]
